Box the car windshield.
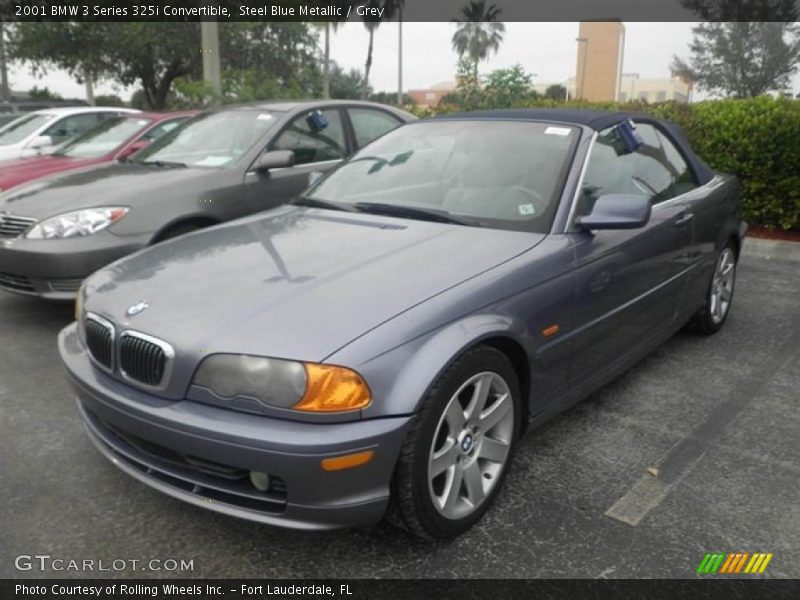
[55,117,153,159]
[305,120,580,232]
[133,110,279,168]
[0,113,55,146]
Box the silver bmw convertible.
[59,108,746,539]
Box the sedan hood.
[0,162,215,219]
[87,206,544,363]
[0,155,100,191]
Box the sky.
[6,22,799,102]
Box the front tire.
[689,242,738,335]
[389,346,521,539]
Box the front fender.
[338,313,530,420]
[328,236,576,421]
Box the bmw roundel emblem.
[126,301,150,317]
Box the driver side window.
[271,109,346,166]
[43,113,101,145]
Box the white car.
[0,106,140,161]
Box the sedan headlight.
[26,207,129,240]
[192,354,371,413]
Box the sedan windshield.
[305,120,580,232]
[0,113,54,146]
[133,110,279,168]
[55,117,153,159]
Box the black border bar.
[4,579,800,600]
[2,0,799,22]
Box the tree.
[544,84,568,101]
[369,90,416,105]
[329,64,369,100]
[680,0,798,20]
[451,0,505,79]
[27,86,62,100]
[671,22,800,98]
[481,64,537,108]
[7,22,321,109]
[94,94,125,107]
[314,8,349,99]
[7,23,198,109]
[360,0,404,99]
[445,62,537,110]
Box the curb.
[741,237,800,264]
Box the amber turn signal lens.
[542,324,560,337]
[321,450,375,472]
[293,363,372,412]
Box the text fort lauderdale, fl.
[241,4,387,17]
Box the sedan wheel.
[389,346,520,539]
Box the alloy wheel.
[427,371,515,520]
[710,247,736,325]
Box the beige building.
[535,75,692,104]
[575,21,626,102]
[618,74,692,103]
[407,81,456,108]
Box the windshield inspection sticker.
[257,114,274,121]
[545,126,572,136]
[194,156,231,167]
[518,204,536,216]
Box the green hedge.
[408,97,800,230]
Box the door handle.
[674,212,694,227]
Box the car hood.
[0,145,24,161]
[0,155,101,191]
[86,206,544,364]
[0,162,216,219]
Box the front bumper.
[0,232,148,300]
[59,324,412,530]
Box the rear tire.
[388,346,521,540]
[688,242,737,335]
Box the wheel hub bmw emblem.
[126,301,150,316]
[459,432,474,453]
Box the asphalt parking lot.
[1,255,798,579]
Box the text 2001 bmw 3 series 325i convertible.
[59,109,746,539]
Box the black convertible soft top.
[435,108,715,185]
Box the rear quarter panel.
[683,173,744,315]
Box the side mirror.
[117,140,149,161]
[253,150,294,174]
[27,135,53,151]
[575,194,651,230]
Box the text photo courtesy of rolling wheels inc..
[1,1,799,598]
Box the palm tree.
[317,5,349,98]
[360,0,404,99]
[320,21,345,98]
[451,0,505,79]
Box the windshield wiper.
[137,159,187,168]
[353,202,474,226]
[292,195,358,212]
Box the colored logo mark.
[697,552,773,574]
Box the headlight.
[192,354,372,413]
[26,207,129,240]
